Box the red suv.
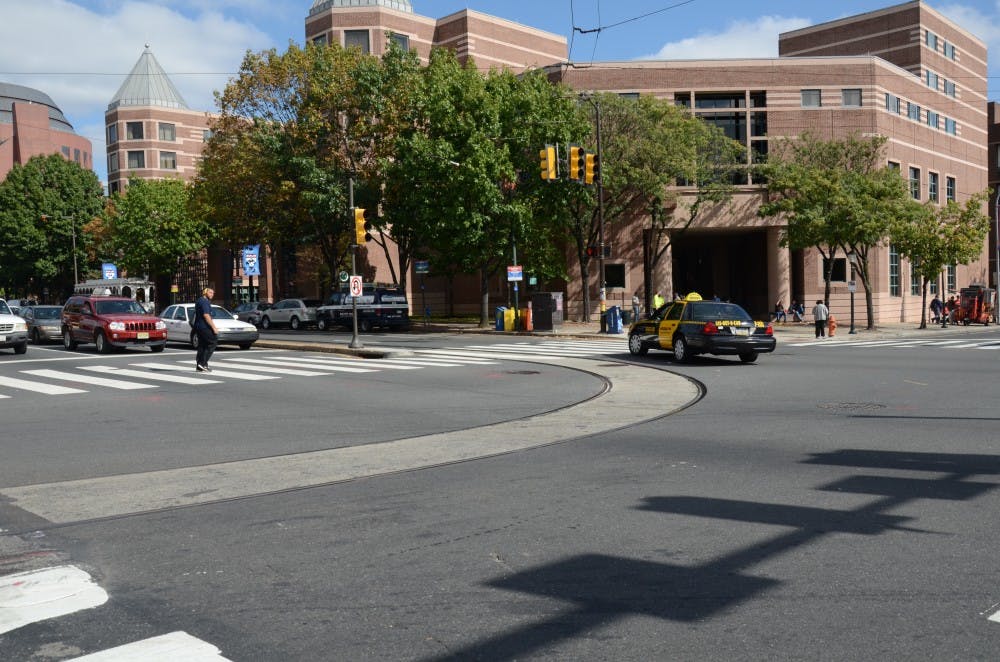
[62,295,167,353]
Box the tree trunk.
[479,266,491,328]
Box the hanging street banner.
[242,245,261,277]
[101,263,118,280]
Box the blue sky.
[1,0,999,186]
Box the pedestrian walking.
[812,299,829,338]
[930,295,943,324]
[193,287,219,372]
[632,293,642,321]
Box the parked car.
[232,301,272,326]
[160,303,259,350]
[61,294,167,354]
[316,288,410,332]
[0,298,28,354]
[21,305,64,344]
[627,292,776,363]
[259,298,322,330]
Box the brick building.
[0,82,93,181]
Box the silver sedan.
[21,305,64,344]
[160,303,259,350]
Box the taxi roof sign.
[684,293,703,301]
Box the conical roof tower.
[108,45,188,111]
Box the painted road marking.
[21,369,157,390]
[220,356,375,373]
[69,631,231,661]
[0,565,108,635]
[279,356,427,370]
[133,362,277,381]
[0,375,87,395]
[80,366,220,385]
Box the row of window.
[107,122,212,145]
[108,150,177,172]
[59,146,89,168]
[884,93,958,135]
[311,29,410,54]
[890,245,956,297]
[926,31,957,61]
[925,70,957,98]
[889,162,956,203]
[800,88,862,108]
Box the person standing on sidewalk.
[812,299,829,338]
[193,287,219,372]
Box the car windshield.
[33,307,62,319]
[689,302,753,323]
[0,301,10,315]
[210,306,234,320]
[95,300,148,315]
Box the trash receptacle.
[503,307,516,331]
[495,307,506,331]
[608,306,623,334]
[621,309,632,325]
[520,307,533,331]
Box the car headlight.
[13,321,26,332]
[108,322,125,331]
[155,320,166,330]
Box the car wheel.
[628,332,648,356]
[359,319,373,332]
[191,332,200,350]
[30,328,40,344]
[290,316,301,330]
[95,331,112,354]
[13,342,27,355]
[63,329,78,350]
[260,316,271,330]
[672,336,689,363]
[316,318,328,331]
[239,343,253,350]
[739,351,758,364]
[150,344,165,353]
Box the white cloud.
[641,15,811,60]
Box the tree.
[891,192,991,328]
[0,154,103,300]
[98,178,213,280]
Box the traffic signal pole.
[348,177,362,349]
[592,98,606,326]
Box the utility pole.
[349,177,362,349]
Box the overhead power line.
[573,0,699,35]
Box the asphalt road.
[3,330,1000,660]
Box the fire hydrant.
[828,313,837,337]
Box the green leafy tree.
[891,192,991,328]
[99,178,213,279]
[0,154,103,299]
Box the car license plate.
[734,328,750,336]
[137,332,149,339]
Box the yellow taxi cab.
[627,293,776,363]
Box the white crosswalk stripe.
[21,369,158,390]
[1,565,229,660]
[80,366,221,385]
[788,337,1000,351]
[0,375,87,395]
[133,362,278,381]
[218,356,376,373]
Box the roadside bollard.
[828,313,837,337]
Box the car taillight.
[702,321,719,334]
[764,323,773,335]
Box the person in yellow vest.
[652,292,665,312]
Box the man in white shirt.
[812,300,829,338]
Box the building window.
[126,121,144,140]
[312,34,327,45]
[927,31,938,51]
[909,167,920,200]
[885,93,900,114]
[946,176,956,202]
[927,111,939,129]
[108,152,119,172]
[618,92,640,100]
[944,118,957,135]
[127,150,145,169]
[73,148,80,163]
[159,151,177,170]
[389,32,409,51]
[674,94,691,108]
[944,80,956,97]
[202,129,213,142]
[930,278,938,295]
[944,41,956,59]
[911,260,922,295]
[842,88,862,107]
[750,92,766,108]
[107,123,118,144]
[887,160,900,171]
[801,89,821,107]
[929,172,939,202]
[926,70,939,91]
[158,123,175,141]
[823,258,847,282]
[890,245,900,296]
[947,264,956,292]
[695,92,746,109]
[109,181,120,195]
[344,29,370,54]
[908,103,921,121]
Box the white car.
[159,303,259,350]
[0,299,28,354]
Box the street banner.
[415,260,430,274]
[102,263,118,280]
[507,265,523,282]
[242,245,261,277]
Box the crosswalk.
[0,565,230,660]
[0,340,625,401]
[787,337,1000,351]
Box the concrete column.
[766,227,790,310]
[652,239,673,300]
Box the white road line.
[21,369,157,390]
[68,631,231,661]
[80,366,220,385]
[0,375,87,395]
[214,357,375,373]
[0,565,108,635]
[464,344,614,355]
[416,349,562,361]
[281,356,426,369]
[787,340,848,347]
[205,360,330,376]
[135,362,277,381]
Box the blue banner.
[242,245,261,277]
[102,263,118,280]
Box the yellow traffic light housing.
[568,144,584,181]
[539,144,557,181]
[353,207,371,244]
[584,152,598,185]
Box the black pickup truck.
[315,288,410,332]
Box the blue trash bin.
[495,307,506,331]
[607,306,623,334]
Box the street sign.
[415,260,429,274]
[507,265,523,282]
[349,275,363,297]
[848,280,857,293]
[339,270,350,283]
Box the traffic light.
[568,144,584,181]
[353,207,371,244]
[585,246,598,258]
[539,144,557,181]
[584,152,598,185]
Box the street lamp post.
[848,252,857,335]
[994,192,1000,300]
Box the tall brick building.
[0,83,93,181]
